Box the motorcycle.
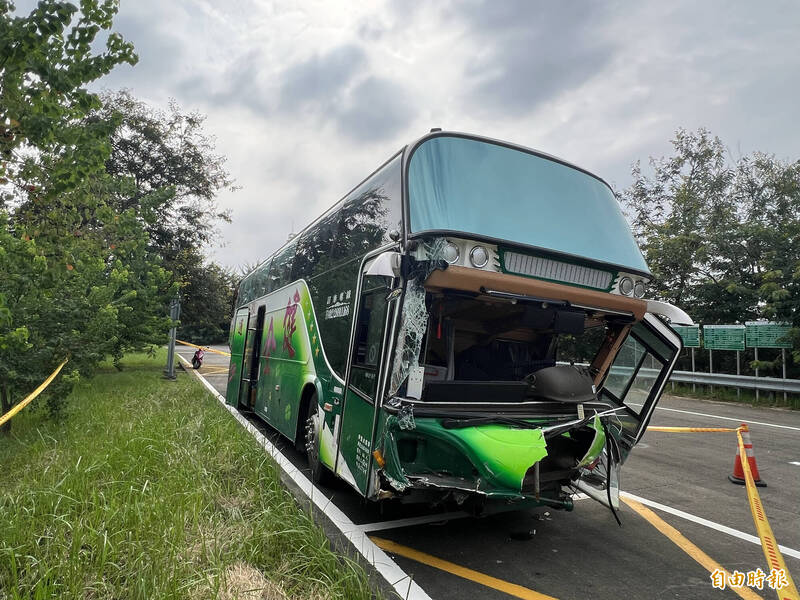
[191,348,205,369]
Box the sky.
[14,0,800,270]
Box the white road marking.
[621,491,800,561]
[178,355,433,600]
[653,406,800,432]
[184,353,800,581]
[790,461,800,466]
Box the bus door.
[600,313,682,446]
[336,272,394,493]
[238,305,266,410]
[226,308,250,406]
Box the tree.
[1,0,137,204]
[177,252,237,344]
[91,90,234,268]
[0,1,177,429]
[86,91,237,346]
[620,128,800,369]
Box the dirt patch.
[218,562,287,600]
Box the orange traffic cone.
[729,423,766,488]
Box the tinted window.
[270,241,297,290]
[333,154,402,261]
[294,207,341,281]
[350,277,392,398]
[254,259,272,298]
[309,259,359,377]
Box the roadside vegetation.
[667,383,800,411]
[0,352,374,600]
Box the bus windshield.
[407,135,650,275]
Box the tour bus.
[226,131,692,515]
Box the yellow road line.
[370,536,559,600]
[176,339,231,357]
[622,497,763,600]
[647,426,737,433]
[0,359,68,427]
[199,368,228,375]
[736,429,799,600]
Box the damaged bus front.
[227,131,691,516]
[356,134,691,513]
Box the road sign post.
[702,325,745,397]
[165,296,181,380]
[673,325,700,394]
[746,322,792,403]
[736,350,741,400]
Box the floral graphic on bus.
[283,290,301,358]
[262,317,276,375]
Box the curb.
[177,355,431,600]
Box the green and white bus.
[226,131,692,514]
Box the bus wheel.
[305,396,332,485]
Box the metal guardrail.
[561,362,800,395]
[668,370,800,394]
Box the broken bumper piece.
[376,411,608,509]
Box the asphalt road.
[178,345,800,600]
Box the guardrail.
[560,362,800,395]
[669,370,800,394]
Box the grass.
[0,351,375,600]
[666,381,800,410]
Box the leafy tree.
[91,90,234,267]
[0,1,178,429]
[87,91,237,347]
[177,252,237,344]
[621,128,800,371]
[1,0,137,203]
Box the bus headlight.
[619,276,634,296]
[443,241,460,264]
[469,245,489,268]
[634,280,646,298]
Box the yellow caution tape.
[0,359,68,427]
[175,339,231,357]
[736,428,799,599]
[646,423,798,597]
[647,426,737,433]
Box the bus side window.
[270,240,297,290]
[350,280,390,398]
[294,208,340,281]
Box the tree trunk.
[1,384,11,435]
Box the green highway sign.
[703,325,745,351]
[745,322,792,349]
[672,325,700,348]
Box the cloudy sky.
[16,1,800,269]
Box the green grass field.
[0,353,375,600]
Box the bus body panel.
[225,308,250,407]
[336,388,377,493]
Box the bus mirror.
[645,300,693,325]
[365,251,402,278]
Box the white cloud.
[10,0,800,269]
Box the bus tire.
[305,394,332,485]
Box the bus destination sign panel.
[672,325,700,348]
[703,325,745,351]
[745,322,792,349]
